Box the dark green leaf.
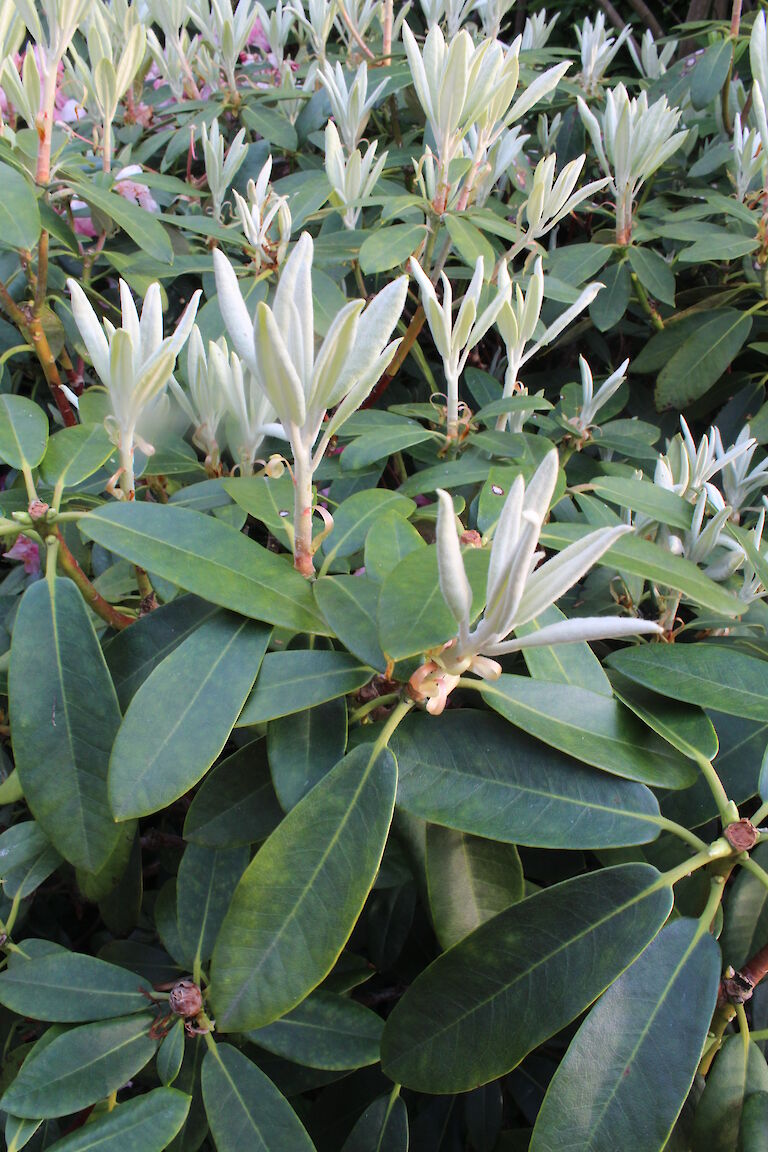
[381,864,672,1092]
[267,697,347,810]
[0,395,49,470]
[364,510,425,583]
[359,225,427,274]
[691,39,733,108]
[247,990,383,1070]
[157,1021,185,1087]
[0,1016,158,1119]
[0,163,41,250]
[426,825,524,949]
[341,1095,408,1152]
[481,677,697,788]
[391,711,664,848]
[68,179,173,264]
[627,247,676,307]
[655,311,752,410]
[589,261,631,332]
[692,1037,768,1152]
[0,950,152,1022]
[201,1044,315,1151]
[313,576,387,671]
[104,596,220,711]
[721,842,768,970]
[183,741,283,847]
[610,669,719,761]
[238,650,371,725]
[341,425,433,472]
[80,503,327,633]
[209,743,397,1031]
[590,476,692,529]
[40,426,114,490]
[241,103,298,151]
[109,614,270,819]
[42,1088,190,1152]
[607,644,768,721]
[322,490,415,566]
[530,919,720,1152]
[541,524,741,617]
[9,579,121,873]
[177,844,249,969]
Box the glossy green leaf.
[201,1044,315,1152]
[0,949,152,1021]
[589,260,631,331]
[364,510,425,583]
[241,103,298,151]
[313,576,387,671]
[609,669,719,761]
[247,990,383,1070]
[541,524,741,617]
[40,426,114,490]
[655,310,752,410]
[738,1091,768,1151]
[690,38,733,108]
[0,162,40,250]
[238,649,371,725]
[381,863,673,1092]
[177,844,248,969]
[157,1021,185,1087]
[0,395,49,470]
[80,503,327,633]
[530,919,721,1152]
[0,1016,158,1119]
[4,1114,40,1152]
[607,644,768,721]
[223,474,294,549]
[109,613,269,819]
[590,476,692,529]
[42,1088,190,1152]
[77,821,137,903]
[9,578,121,873]
[322,490,415,566]
[721,842,768,970]
[378,546,489,660]
[692,1037,768,1152]
[341,425,433,472]
[481,677,697,789]
[183,740,283,847]
[391,711,664,847]
[341,1095,408,1152]
[445,213,495,266]
[69,178,173,264]
[359,225,427,274]
[267,697,347,810]
[209,742,397,1031]
[426,825,524,950]
[627,246,675,306]
[516,604,612,696]
[104,596,220,710]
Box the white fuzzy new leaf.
[434,449,661,672]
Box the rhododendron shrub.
[2,0,768,1149]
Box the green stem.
[370,699,414,761]
[658,839,732,889]
[694,754,736,827]
[694,876,727,939]
[737,854,768,893]
[654,816,709,852]
[751,798,768,826]
[349,693,399,724]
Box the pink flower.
[3,535,41,576]
[69,198,98,237]
[248,17,271,52]
[114,165,160,213]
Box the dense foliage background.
[5,0,768,1149]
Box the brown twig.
[338,0,376,59]
[53,529,134,630]
[363,305,425,408]
[626,0,664,39]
